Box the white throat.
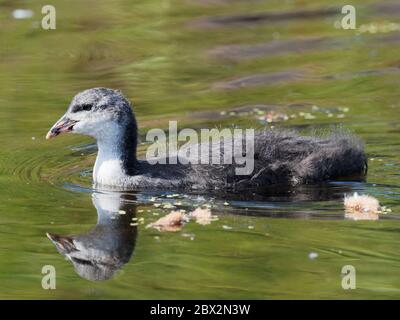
[93,144,125,186]
[92,124,129,187]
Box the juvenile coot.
[46,88,367,191]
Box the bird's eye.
[73,104,92,113]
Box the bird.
[46,87,367,191]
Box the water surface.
[0,0,400,299]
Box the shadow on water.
[191,2,400,29]
[47,192,137,281]
[208,37,346,61]
[190,7,341,29]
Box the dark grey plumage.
[135,129,367,191]
[48,87,367,191]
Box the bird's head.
[46,88,135,141]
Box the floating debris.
[344,192,380,220]
[222,225,233,230]
[308,252,318,260]
[224,201,229,206]
[118,210,126,215]
[359,22,400,34]
[147,206,220,232]
[217,102,350,126]
[380,206,392,214]
[166,194,180,198]
[248,225,255,230]
[259,111,289,123]
[190,207,212,225]
[162,203,175,209]
[182,233,195,241]
[12,9,34,19]
[147,210,186,232]
[211,216,219,222]
[130,223,138,227]
[303,113,316,120]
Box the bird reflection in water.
[46,180,366,280]
[47,192,137,281]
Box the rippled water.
[1,0,400,299]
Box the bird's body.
[47,88,367,192]
[93,130,366,191]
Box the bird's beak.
[46,232,78,252]
[46,116,78,140]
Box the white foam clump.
[147,207,219,232]
[147,210,185,232]
[190,207,212,225]
[344,192,380,221]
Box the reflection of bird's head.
[46,232,123,281]
[46,192,137,281]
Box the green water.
[1,0,400,299]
